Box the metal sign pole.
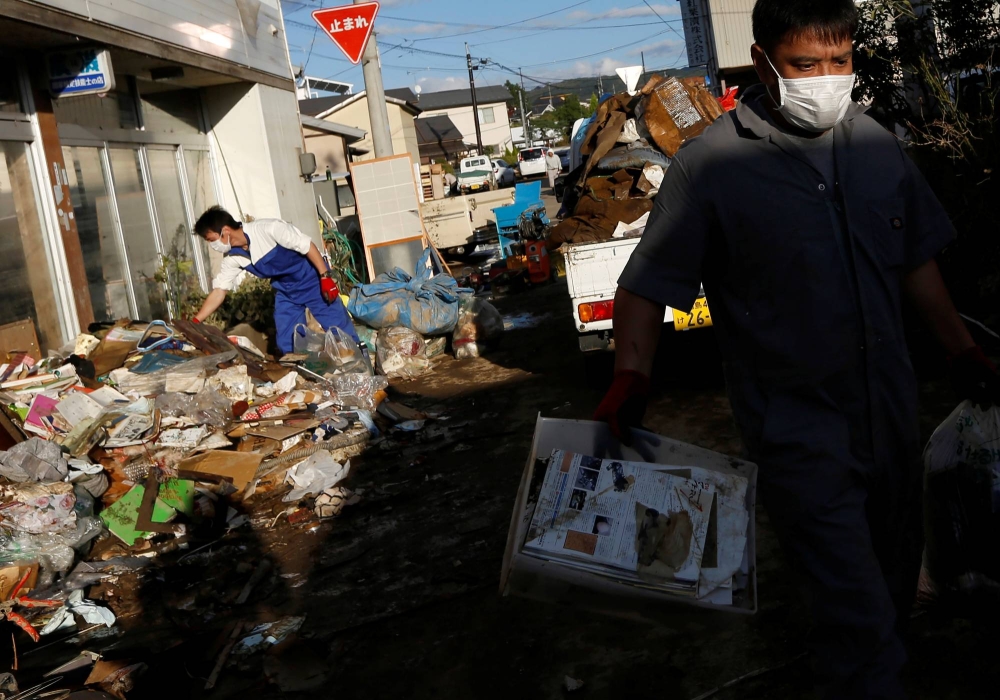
[356,0,393,158]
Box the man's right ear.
[750,44,769,85]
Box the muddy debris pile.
[550,76,727,247]
[0,311,448,695]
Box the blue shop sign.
[47,48,116,97]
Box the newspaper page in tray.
[524,450,715,594]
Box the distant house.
[299,88,422,165]
[415,85,513,156]
[415,116,467,165]
[528,95,568,118]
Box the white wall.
[29,0,292,79]
[707,0,755,70]
[421,101,513,154]
[201,81,319,264]
[259,84,318,240]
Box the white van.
[517,147,547,178]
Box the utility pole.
[641,51,646,75]
[357,0,392,158]
[518,69,531,149]
[466,43,485,156]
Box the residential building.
[414,116,467,165]
[415,86,513,156]
[0,0,317,352]
[299,88,421,166]
[528,94,572,118]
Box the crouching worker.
[191,206,359,355]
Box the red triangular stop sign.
[312,2,380,65]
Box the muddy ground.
[11,205,999,698]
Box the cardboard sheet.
[176,450,264,490]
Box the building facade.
[415,86,514,156]
[0,0,317,351]
[299,89,421,166]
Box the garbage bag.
[452,298,504,359]
[348,248,472,335]
[325,326,370,376]
[0,438,69,483]
[332,373,388,413]
[376,327,431,379]
[292,323,325,356]
[923,401,1000,592]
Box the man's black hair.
[752,0,858,53]
[194,205,242,238]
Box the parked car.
[555,147,570,172]
[516,147,546,179]
[457,155,497,194]
[492,159,516,187]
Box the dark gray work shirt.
[619,84,955,471]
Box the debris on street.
[0,305,472,694]
[550,76,726,248]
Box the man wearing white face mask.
[595,0,1000,697]
[191,206,359,356]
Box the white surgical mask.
[765,53,855,132]
[209,233,231,254]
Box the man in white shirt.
[545,149,562,191]
[191,206,359,356]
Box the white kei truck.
[564,236,711,352]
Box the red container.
[525,241,551,285]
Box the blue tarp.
[348,249,472,336]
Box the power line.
[519,28,674,68]
[289,44,469,72]
[642,0,691,43]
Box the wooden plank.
[6,140,63,351]
[27,71,96,330]
[0,320,41,362]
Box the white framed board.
[349,154,429,280]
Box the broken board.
[0,319,41,361]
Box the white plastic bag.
[922,401,1000,591]
[376,327,430,379]
[283,452,350,502]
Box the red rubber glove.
[950,345,1000,409]
[320,272,340,304]
[593,370,650,445]
[190,317,201,324]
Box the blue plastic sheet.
[348,249,472,336]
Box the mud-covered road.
[17,271,997,699]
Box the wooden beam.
[28,65,96,329]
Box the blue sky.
[280,1,689,93]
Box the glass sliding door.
[62,145,131,323]
[0,141,62,349]
[182,148,217,284]
[107,147,168,321]
[147,148,192,261]
[147,147,200,315]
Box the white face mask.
[209,232,231,254]
[765,53,856,132]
